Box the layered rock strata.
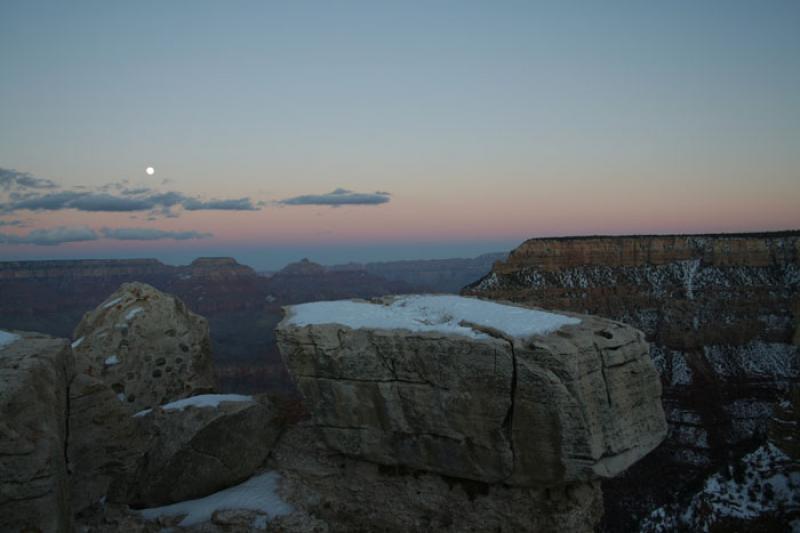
[0,331,73,532]
[277,294,667,486]
[463,231,800,530]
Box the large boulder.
[72,282,215,411]
[130,394,283,506]
[277,295,667,486]
[67,353,153,515]
[0,330,73,533]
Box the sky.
[1,1,798,270]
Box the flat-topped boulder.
[0,330,73,532]
[72,282,215,411]
[277,295,667,486]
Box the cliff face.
[463,231,800,531]
[330,252,508,293]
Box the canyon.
[1,286,667,532]
[464,231,800,531]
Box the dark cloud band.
[100,227,212,241]
[280,188,391,206]
[1,225,213,246]
[0,167,259,216]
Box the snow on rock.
[0,330,19,350]
[104,355,120,366]
[102,297,122,309]
[138,471,293,527]
[133,393,254,418]
[124,307,144,321]
[640,442,800,532]
[284,294,581,340]
[71,336,84,349]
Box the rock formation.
[67,365,151,515]
[270,423,604,532]
[131,394,282,506]
[0,284,287,532]
[72,282,215,411]
[0,331,73,532]
[277,295,666,486]
[463,231,800,530]
[276,295,666,530]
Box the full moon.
[145,166,155,176]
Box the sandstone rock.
[270,423,603,533]
[277,295,667,486]
[0,331,73,533]
[131,394,282,506]
[73,282,215,411]
[68,353,153,515]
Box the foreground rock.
[68,357,153,515]
[277,294,667,486]
[130,394,283,506]
[73,282,215,411]
[270,423,603,532]
[0,331,73,533]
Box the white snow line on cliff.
[124,307,144,320]
[138,471,293,527]
[284,294,580,340]
[102,297,123,309]
[133,393,254,418]
[71,336,84,348]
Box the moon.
[145,166,155,176]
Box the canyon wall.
[463,231,800,531]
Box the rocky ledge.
[276,294,667,486]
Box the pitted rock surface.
[72,282,215,411]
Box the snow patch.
[284,294,581,340]
[138,471,293,527]
[0,330,19,350]
[134,393,253,418]
[641,442,800,532]
[104,355,120,366]
[102,297,123,309]
[124,307,144,321]
[71,336,84,349]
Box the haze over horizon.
[2,1,799,269]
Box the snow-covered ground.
[134,393,254,417]
[0,330,19,350]
[284,294,580,340]
[640,442,800,532]
[138,471,293,527]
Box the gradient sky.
[1,1,799,269]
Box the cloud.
[0,219,25,227]
[181,197,259,211]
[0,225,214,246]
[1,187,259,215]
[0,168,261,217]
[100,227,213,241]
[0,226,98,246]
[0,168,58,190]
[280,188,391,206]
